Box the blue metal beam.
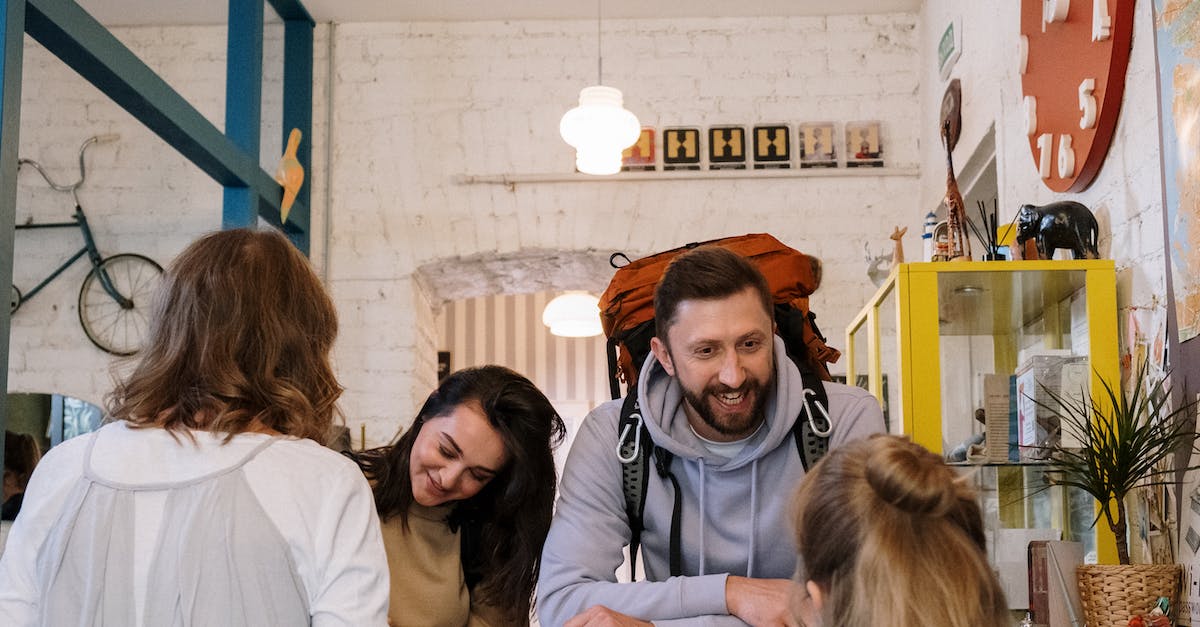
[0,0,27,475]
[222,0,264,229]
[24,0,309,236]
[282,17,313,253]
[267,0,314,25]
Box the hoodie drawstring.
[747,459,759,577]
[698,461,707,575]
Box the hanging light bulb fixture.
[559,0,641,176]
[542,291,602,338]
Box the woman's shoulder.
[260,437,366,479]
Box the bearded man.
[539,246,885,627]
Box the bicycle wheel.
[78,253,163,355]
[10,284,20,314]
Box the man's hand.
[564,605,654,627]
[725,576,802,627]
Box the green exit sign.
[938,17,962,80]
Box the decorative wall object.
[1154,0,1200,343]
[621,128,656,171]
[799,122,836,168]
[845,121,883,167]
[1019,0,1135,192]
[942,123,971,260]
[707,125,747,170]
[937,16,963,80]
[662,127,701,171]
[940,79,962,152]
[752,124,791,169]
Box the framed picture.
[662,127,701,171]
[622,127,656,171]
[708,125,747,170]
[845,121,884,167]
[752,124,792,169]
[799,122,836,168]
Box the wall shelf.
[456,166,919,185]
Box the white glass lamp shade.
[542,291,602,338]
[559,85,641,175]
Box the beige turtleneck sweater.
[381,503,517,627]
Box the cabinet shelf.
[846,259,1119,563]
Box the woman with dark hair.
[354,365,565,626]
[791,434,1008,627]
[2,431,41,521]
[0,228,389,626]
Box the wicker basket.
[1076,564,1181,627]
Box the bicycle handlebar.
[17,134,120,197]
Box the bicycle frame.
[14,204,131,309]
[14,134,132,311]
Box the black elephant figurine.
[1015,201,1100,260]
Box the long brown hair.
[107,228,342,442]
[793,434,1008,627]
[353,365,565,624]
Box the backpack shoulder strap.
[793,368,832,471]
[618,390,651,580]
[618,387,683,579]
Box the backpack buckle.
[802,387,833,437]
[616,412,644,463]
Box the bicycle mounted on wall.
[10,135,162,356]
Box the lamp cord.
[596,0,602,85]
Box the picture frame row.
[618,121,885,172]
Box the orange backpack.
[598,233,839,399]
[600,233,841,579]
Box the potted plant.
[1033,360,1200,626]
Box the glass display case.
[845,259,1119,563]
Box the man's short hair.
[653,246,773,341]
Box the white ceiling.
[75,0,922,26]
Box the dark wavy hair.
[354,365,565,623]
[106,228,342,443]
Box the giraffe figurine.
[890,226,907,265]
[942,122,971,261]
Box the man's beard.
[680,368,775,439]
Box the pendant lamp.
[559,0,640,175]
[542,291,602,338]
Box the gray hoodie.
[537,336,886,626]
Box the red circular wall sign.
[1019,0,1135,192]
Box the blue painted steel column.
[222,0,264,229]
[282,18,312,254]
[0,0,26,472]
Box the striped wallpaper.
[436,291,613,410]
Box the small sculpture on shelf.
[941,121,971,261]
[1014,201,1100,260]
[864,227,908,287]
[889,226,906,265]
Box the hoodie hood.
[636,335,810,470]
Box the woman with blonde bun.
[792,434,1008,627]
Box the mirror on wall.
[6,392,104,452]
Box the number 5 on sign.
[1079,78,1097,129]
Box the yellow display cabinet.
[845,259,1119,564]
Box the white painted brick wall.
[13,14,921,446]
[918,2,1167,347]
